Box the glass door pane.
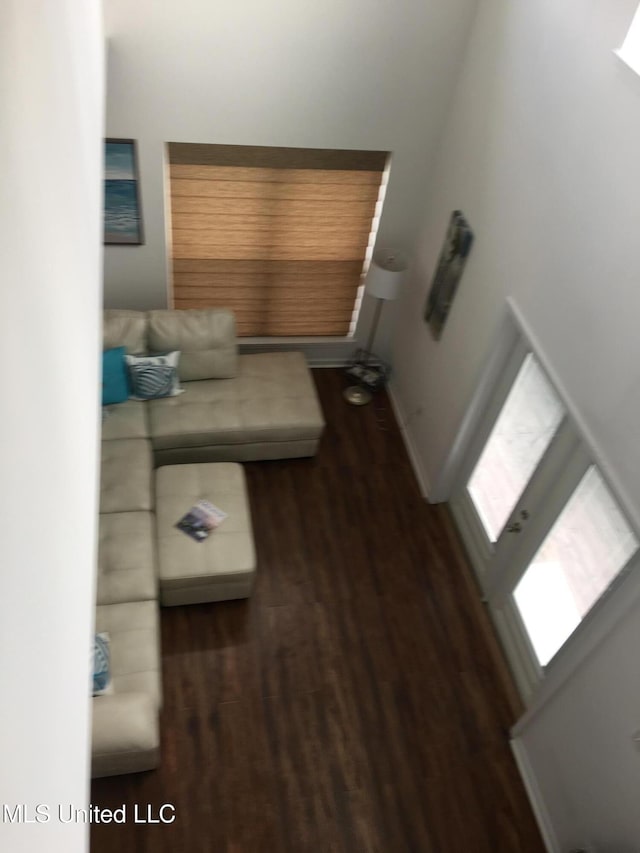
[467,353,565,542]
[514,466,639,666]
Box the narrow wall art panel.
[424,210,473,339]
[104,139,144,245]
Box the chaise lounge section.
[104,308,325,460]
[149,351,324,465]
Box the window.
[514,464,639,666]
[617,4,640,76]
[166,143,388,337]
[467,352,565,543]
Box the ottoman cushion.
[155,463,256,605]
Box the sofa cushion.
[91,692,159,778]
[103,309,148,354]
[94,600,161,707]
[100,438,153,513]
[101,400,150,440]
[148,352,324,451]
[148,308,237,380]
[97,512,157,605]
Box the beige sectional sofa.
[103,309,325,463]
[93,308,324,778]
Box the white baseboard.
[387,381,431,500]
[307,357,352,368]
[511,738,559,853]
[239,340,355,369]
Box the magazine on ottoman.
[176,500,227,542]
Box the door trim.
[428,308,521,503]
[510,737,560,852]
[491,597,545,701]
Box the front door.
[450,340,639,698]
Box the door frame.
[442,299,640,706]
[450,345,592,699]
[449,339,583,598]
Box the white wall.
[514,591,640,852]
[0,2,103,851]
[103,0,478,359]
[390,0,640,847]
[392,0,640,510]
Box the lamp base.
[343,385,373,406]
[344,349,390,393]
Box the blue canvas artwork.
[104,139,143,244]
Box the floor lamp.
[344,248,408,406]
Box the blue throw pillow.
[102,347,129,405]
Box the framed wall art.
[424,210,473,340]
[104,138,144,245]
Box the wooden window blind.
[167,143,388,337]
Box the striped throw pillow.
[93,632,112,696]
[125,351,182,400]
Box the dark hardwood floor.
[91,369,544,853]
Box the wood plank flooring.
[91,368,544,853]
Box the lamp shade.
[364,248,408,301]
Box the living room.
[5,0,640,851]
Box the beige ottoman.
[155,462,256,606]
